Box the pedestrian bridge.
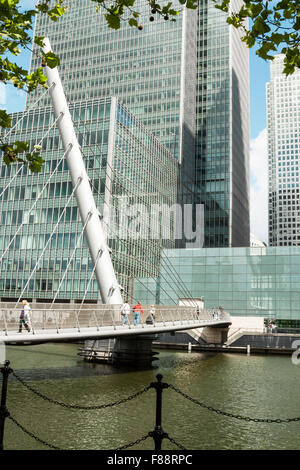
[0,306,231,344]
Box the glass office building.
[196,0,250,247]
[0,97,177,301]
[27,0,249,247]
[27,0,197,164]
[134,246,300,321]
[267,55,300,246]
[0,1,251,303]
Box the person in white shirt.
[18,299,31,333]
[120,300,130,325]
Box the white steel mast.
[42,38,123,305]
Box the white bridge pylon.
[0,307,231,344]
[42,38,123,305]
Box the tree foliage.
[214,0,300,75]
[0,0,299,173]
[0,0,66,172]
[91,0,299,75]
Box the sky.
[2,0,270,244]
[249,47,269,244]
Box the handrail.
[0,306,231,337]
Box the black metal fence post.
[149,373,169,451]
[0,360,12,451]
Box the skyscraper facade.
[0,97,177,301]
[196,0,250,247]
[28,0,197,165]
[27,0,249,248]
[1,0,251,305]
[267,54,300,246]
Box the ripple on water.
[4,345,300,450]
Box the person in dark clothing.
[18,299,31,333]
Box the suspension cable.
[62,110,178,304]
[104,156,196,305]
[109,243,164,305]
[71,114,181,304]
[0,146,71,263]
[89,166,183,306]
[61,95,180,304]
[34,111,63,148]
[75,248,103,315]
[2,85,54,140]
[71,109,196,305]
[49,211,92,309]
[14,177,81,308]
[0,102,62,205]
[0,165,23,199]
[98,207,178,305]
[104,163,196,305]
[160,249,197,306]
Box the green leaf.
[257,42,276,60]
[271,33,284,46]
[253,16,271,34]
[14,141,30,153]
[36,4,49,13]
[105,13,121,29]
[128,18,138,27]
[34,36,45,47]
[44,51,60,69]
[0,109,12,128]
[186,0,198,10]
[26,152,45,173]
[245,3,263,18]
[47,4,67,22]
[3,154,12,166]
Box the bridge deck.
[0,306,231,344]
[0,320,231,344]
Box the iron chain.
[169,384,300,424]
[12,371,151,410]
[165,435,187,450]
[115,433,151,450]
[8,414,62,450]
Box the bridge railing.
[0,306,231,335]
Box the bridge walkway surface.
[0,306,231,344]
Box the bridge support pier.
[83,335,159,365]
[112,335,159,365]
[200,326,229,344]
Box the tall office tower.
[27,1,249,248]
[27,0,198,248]
[267,54,300,246]
[196,0,250,247]
[27,0,197,165]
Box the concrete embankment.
[153,331,300,356]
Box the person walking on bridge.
[146,305,156,324]
[133,301,143,326]
[121,299,130,325]
[18,299,31,333]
